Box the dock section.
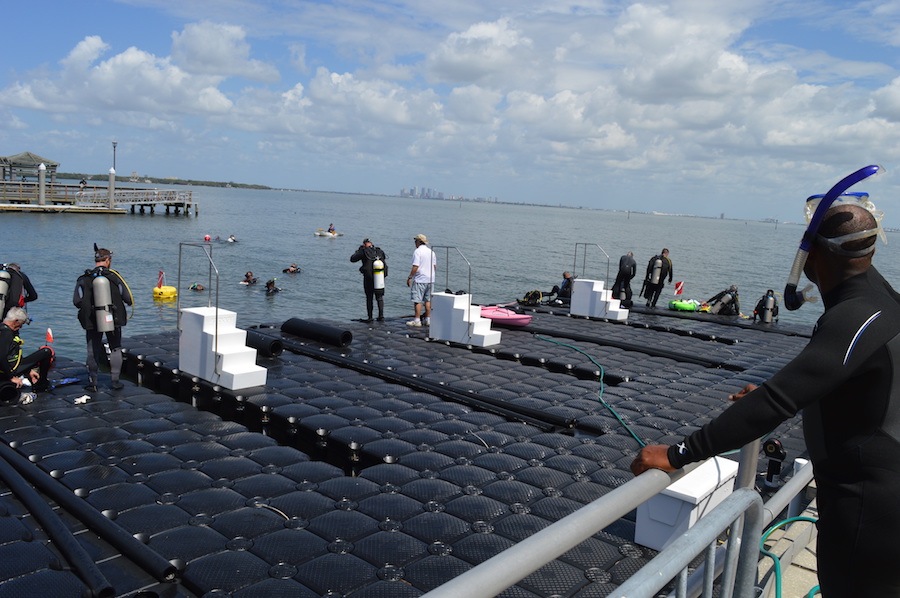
[0,179,197,215]
[0,307,816,597]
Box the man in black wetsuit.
[73,247,132,392]
[642,248,672,308]
[1,263,38,318]
[0,307,53,400]
[350,238,387,322]
[631,203,900,597]
[612,252,637,306]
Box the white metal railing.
[77,189,193,205]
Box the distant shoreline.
[60,172,883,229]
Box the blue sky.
[4,1,900,223]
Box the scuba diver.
[282,264,301,274]
[706,285,741,315]
[753,289,779,323]
[612,252,637,307]
[242,271,257,285]
[0,307,53,400]
[642,249,673,308]
[73,245,132,392]
[228,235,237,242]
[189,283,205,292]
[0,263,38,319]
[350,238,387,322]
[264,279,281,296]
[550,272,574,305]
[633,165,900,597]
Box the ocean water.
[6,184,900,359]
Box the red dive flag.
[674,281,685,296]
[158,270,164,288]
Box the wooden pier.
[0,180,198,215]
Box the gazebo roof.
[1,152,60,168]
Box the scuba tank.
[709,292,733,315]
[650,258,663,284]
[756,290,777,324]
[92,272,116,332]
[0,268,9,310]
[373,258,385,290]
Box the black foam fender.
[281,318,352,347]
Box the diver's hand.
[630,445,676,475]
[728,383,758,402]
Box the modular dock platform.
[0,305,814,597]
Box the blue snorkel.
[784,164,881,310]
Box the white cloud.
[171,21,279,82]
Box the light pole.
[112,141,117,171]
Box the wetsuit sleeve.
[114,273,133,306]
[0,327,16,378]
[22,274,37,302]
[667,258,673,283]
[350,248,363,263]
[668,308,881,468]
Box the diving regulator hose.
[784,165,881,310]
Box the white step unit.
[635,456,740,550]
[179,306,268,390]
[569,278,629,320]
[429,292,502,347]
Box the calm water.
[6,185,900,359]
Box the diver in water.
[706,285,741,315]
[282,264,301,274]
[264,279,280,295]
[189,283,205,292]
[242,271,257,285]
[753,289,779,323]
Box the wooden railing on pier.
[0,181,197,215]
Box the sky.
[4,1,900,223]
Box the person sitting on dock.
[0,307,53,399]
[705,285,741,315]
[242,271,257,285]
[282,264,301,274]
[549,271,574,305]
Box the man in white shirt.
[406,234,435,327]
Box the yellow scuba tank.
[373,258,385,290]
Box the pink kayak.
[480,306,532,326]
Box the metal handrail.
[611,488,765,598]
[431,245,473,328]
[177,242,221,375]
[420,461,702,598]
[422,440,818,598]
[573,242,612,287]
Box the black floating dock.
[0,306,811,597]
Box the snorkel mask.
[784,165,883,310]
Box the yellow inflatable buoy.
[153,285,177,299]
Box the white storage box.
[635,456,739,551]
